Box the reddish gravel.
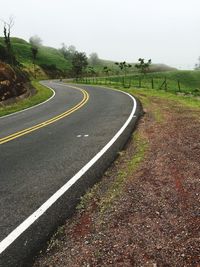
[34,94,200,267]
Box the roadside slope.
[34,89,200,267]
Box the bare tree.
[1,16,17,65]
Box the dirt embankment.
[0,62,34,103]
[34,92,200,267]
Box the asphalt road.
[0,81,141,266]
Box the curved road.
[0,81,141,266]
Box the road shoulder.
[34,89,200,267]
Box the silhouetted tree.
[1,16,18,65]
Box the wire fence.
[74,75,200,96]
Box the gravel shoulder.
[33,89,200,267]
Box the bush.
[39,63,64,78]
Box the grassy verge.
[75,80,200,109]
[0,81,53,117]
[73,83,200,214]
[34,80,200,266]
[99,133,148,213]
[126,87,200,109]
[76,132,148,215]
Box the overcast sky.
[1,0,200,69]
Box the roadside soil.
[0,62,30,102]
[34,92,200,267]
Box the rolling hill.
[0,37,71,79]
[0,37,177,80]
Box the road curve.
[0,81,142,266]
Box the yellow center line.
[0,85,89,145]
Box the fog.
[1,0,200,69]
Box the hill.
[0,37,71,79]
[0,37,176,79]
[89,59,176,75]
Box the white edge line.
[0,87,137,254]
[0,83,55,120]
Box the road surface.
[0,81,141,266]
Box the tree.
[60,43,68,59]
[59,43,76,61]
[0,44,8,62]
[29,35,43,47]
[115,61,132,86]
[115,61,132,76]
[194,56,200,70]
[135,58,152,74]
[68,45,76,55]
[72,52,88,78]
[88,66,97,77]
[31,46,38,78]
[29,35,42,78]
[103,66,111,76]
[1,16,18,65]
[88,52,101,66]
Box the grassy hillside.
[88,59,176,76]
[0,37,71,78]
[0,37,176,79]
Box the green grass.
[126,87,200,109]
[36,46,71,71]
[0,37,176,79]
[76,70,200,97]
[0,37,71,76]
[0,81,53,117]
[75,132,148,214]
[99,133,148,213]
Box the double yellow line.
[0,85,89,145]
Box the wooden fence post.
[178,80,181,92]
[164,77,167,91]
[139,77,141,88]
[151,78,154,89]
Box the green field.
[76,70,200,96]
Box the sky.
[1,0,200,69]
